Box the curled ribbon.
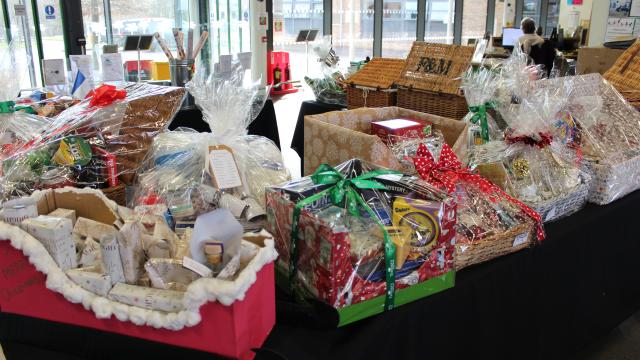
[505,131,553,148]
[413,143,545,241]
[289,164,401,311]
[468,102,496,143]
[86,84,127,108]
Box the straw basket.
[100,183,126,206]
[396,42,474,120]
[346,58,405,109]
[604,40,640,110]
[455,223,535,270]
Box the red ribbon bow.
[86,84,127,108]
[413,143,545,241]
[505,131,553,148]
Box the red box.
[370,118,432,144]
[267,51,297,95]
[0,241,275,359]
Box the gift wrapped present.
[303,106,468,176]
[468,86,591,222]
[131,64,290,235]
[536,73,640,205]
[266,159,456,326]
[411,141,544,269]
[0,83,185,205]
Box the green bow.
[0,101,15,113]
[468,102,496,143]
[289,164,401,311]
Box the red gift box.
[370,118,432,144]
[0,241,275,359]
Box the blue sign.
[44,5,55,19]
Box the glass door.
[7,0,42,88]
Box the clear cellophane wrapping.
[265,159,456,308]
[460,67,503,149]
[469,84,591,222]
[536,73,640,204]
[0,83,186,203]
[131,64,289,231]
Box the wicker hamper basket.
[455,223,535,270]
[346,58,405,109]
[396,42,475,119]
[604,40,640,110]
[100,183,126,206]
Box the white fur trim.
[0,212,278,331]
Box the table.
[290,100,346,175]
[169,99,281,149]
[3,191,640,359]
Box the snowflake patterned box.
[266,159,456,326]
[303,106,468,176]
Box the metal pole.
[30,0,44,86]
[373,0,382,57]
[486,0,496,36]
[19,0,36,87]
[104,0,113,44]
[453,0,462,45]
[417,0,425,41]
[1,0,12,43]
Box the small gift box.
[371,118,432,144]
[266,159,456,326]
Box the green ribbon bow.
[468,102,496,143]
[289,164,401,311]
[0,101,15,113]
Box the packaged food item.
[1,197,38,225]
[460,67,503,149]
[189,209,243,274]
[117,221,145,284]
[73,217,117,240]
[66,266,113,296]
[266,159,456,325]
[48,208,76,226]
[107,283,184,312]
[21,215,76,270]
[370,118,432,144]
[78,236,102,269]
[100,233,126,284]
[144,258,201,291]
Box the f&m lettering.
[415,57,453,76]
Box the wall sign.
[44,5,55,20]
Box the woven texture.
[347,88,397,109]
[346,58,406,89]
[455,223,535,270]
[397,88,468,119]
[604,40,640,109]
[100,183,126,206]
[531,181,590,223]
[396,42,475,94]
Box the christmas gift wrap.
[21,215,76,270]
[66,267,113,296]
[267,159,456,326]
[107,283,185,312]
[411,142,544,269]
[303,106,468,176]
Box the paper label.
[69,54,94,82]
[183,256,213,277]
[14,4,25,16]
[512,232,529,247]
[208,145,242,189]
[42,59,66,86]
[545,207,557,222]
[101,53,124,82]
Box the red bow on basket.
[505,131,552,148]
[86,84,127,107]
[413,143,545,241]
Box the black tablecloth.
[169,99,281,149]
[290,100,346,174]
[4,191,640,360]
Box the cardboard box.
[577,47,625,75]
[303,106,467,176]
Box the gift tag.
[183,256,213,277]
[512,232,529,247]
[208,145,242,189]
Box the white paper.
[101,53,124,82]
[631,0,640,17]
[512,232,530,247]
[182,256,213,277]
[605,17,636,42]
[238,52,252,69]
[209,149,242,189]
[219,54,233,73]
[42,59,66,86]
[69,55,94,82]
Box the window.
[81,0,107,57]
[425,0,454,44]
[7,0,42,87]
[273,0,323,76]
[332,0,374,63]
[381,0,417,58]
[461,0,487,45]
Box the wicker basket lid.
[396,42,475,95]
[346,58,406,89]
[604,39,640,92]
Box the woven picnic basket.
[346,58,405,109]
[604,40,640,110]
[396,42,475,120]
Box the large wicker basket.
[346,58,405,109]
[604,40,640,110]
[455,223,535,270]
[531,180,590,223]
[100,183,126,206]
[396,42,474,120]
